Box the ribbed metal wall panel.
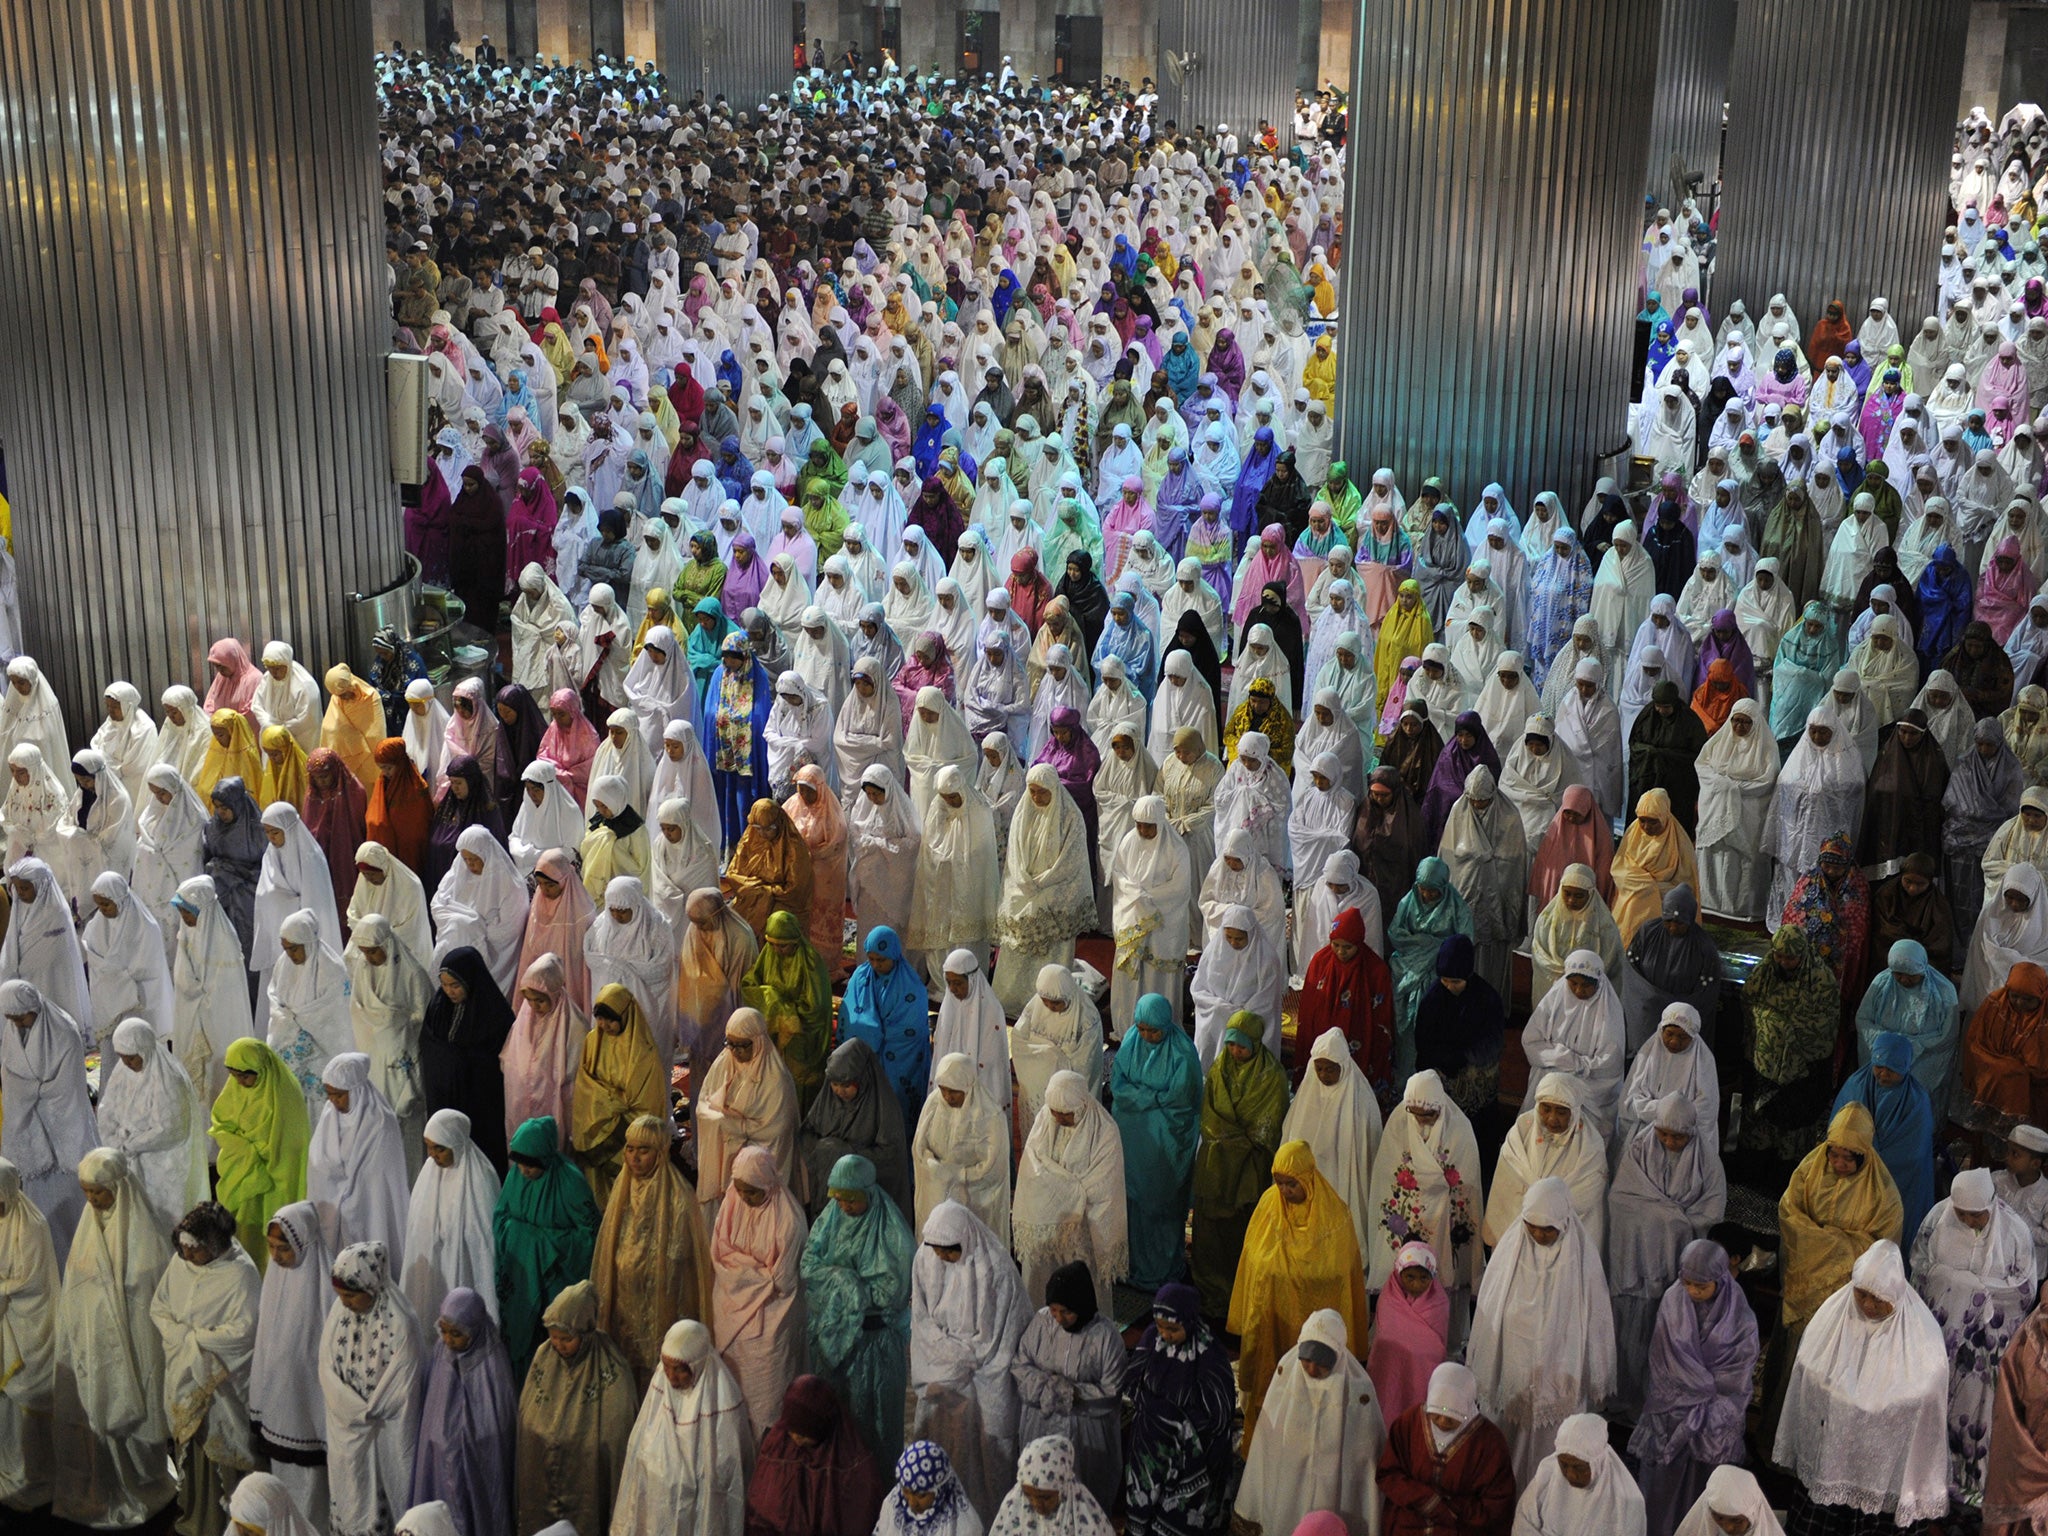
[1644,0,1734,204]
[0,0,402,738]
[662,0,790,111]
[1716,0,1969,330]
[1156,0,1298,147]
[1332,0,1659,515]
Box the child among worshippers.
[1375,1362,1518,1535]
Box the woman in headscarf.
[494,1115,602,1383]
[51,1147,177,1529]
[709,1139,810,1440]
[1233,1306,1386,1536]
[420,947,514,1175]
[746,1372,886,1536]
[1386,859,1476,1084]
[836,926,933,1128]
[1624,1237,1760,1533]
[692,1005,800,1233]
[741,910,835,1114]
[1835,1031,1939,1244]
[208,1031,313,1259]
[0,974,96,1267]
[797,1035,912,1227]
[1856,937,1962,1109]
[1376,1361,1518,1536]
[721,797,814,940]
[407,1286,517,1536]
[1771,1241,1950,1534]
[1733,921,1844,1175]
[1781,831,1874,996]
[1437,764,1528,998]
[586,1110,712,1397]
[400,1107,499,1339]
[1487,1069,1612,1250]
[569,984,667,1208]
[798,1155,913,1466]
[1012,1070,1128,1321]
[1948,617,2019,718]
[1466,1177,1616,1485]
[1121,1280,1234,1536]
[516,1278,640,1531]
[611,1318,754,1536]
[317,1240,424,1536]
[0,1151,59,1511]
[1227,1138,1370,1451]
[1620,882,1724,1060]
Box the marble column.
[0,0,403,731]
[1716,0,1970,328]
[1645,0,1736,204]
[1155,0,1299,145]
[662,0,792,108]
[1333,0,1660,513]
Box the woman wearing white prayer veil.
[1011,966,1107,1132]
[908,765,1003,990]
[0,658,70,780]
[428,822,531,1000]
[1554,658,1625,820]
[508,760,585,876]
[1694,699,1780,919]
[1605,1095,1728,1414]
[1590,520,1657,656]
[886,561,941,647]
[1146,650,1220,763]
[612,1319,754,1536]
[846,765,922,946]
[910,1201,1033,1522]
[1296,687,1369,800]
[82,871,172,1049]
[248,1201,334,1524]
[342,911,430,1163]
[585,875,680,1067]
[1,745,68,870]
[1769,706,1869,918]
[308,1051,412,1266]
[1518,949,1627,1137]
[593,708,658,815]
[1850,614,1919,726]
[154,685,212,786]
[993,767,1100,1015]
[932,951,1011,1109]
[1447,607,1505,709]
[649,797,721,935]
[1671,1467,1785,1536]
[1212,731,1293,876]
[1228,623,1295,714]
[1510,1412,1646,1536]
[91,682,157,811]
[133,763,206,952]
[1486,1071,1611,1249]
[1467,1176,1617,1486]
[1110,797,1192,1030]
[251,642,324,753]
[1497,716,1579,849]
[401,1109,502,1327]
[1232,1306,1386,1536]
[624,623,699,752]
[1771,1240,1951,1532]
[912,1053,1012,1243]
[762,670,834,793]
[269,909,356,1121]
[55,748,134,894]
[96,1017,205,1231]
[1014,1071,1129,1316]
[1189,903,1288,1067]
[1027,647,1091,758]
[966,636,1035,751]
[791,607,852,720]
[1291,848,1382,984]
[254,802,343,1030]
[348,839,434,975]
[906,687,981,829]
[1439,765,1529,997]
[834,658,907,795]
[1162,557,1229,658]
[166,877,252,1115]
[1910,1166,2039,1507]
[319,1241,424,1536]
[1282,1031,1385,1261]
[650,719,721,851]
[0,1154,59,1510]
[1288,747,1355,894]
[1616,999,1722,1161]
[1964,862,2048,1010]
[51,1147,176,1529]
[1364,1072,1487,1342]
[1627,594,1700,697]
[511,563,580,697]
[401,680,452,786]
[1084,656,1147,752]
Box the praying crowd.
[17,47,2048,1536]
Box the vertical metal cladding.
[1716,0,1970,331]
[663,0,791,111]
[1333,0,1659,516]
[1156,0,1299,147]
[1644,0,1735,204]
[0,0,401,736]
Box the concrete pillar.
[591,0,626,58]
[1959,1,2010,119]
[507,0,540,59]
[1333,0,1659,513]
[662,0,791,108]
[1156,0,1298,145]
[1645,0,1736,204]
[0,0,403,733]
[1717,0,1970,329]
